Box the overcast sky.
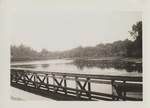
[11,11,142,52]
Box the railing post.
[34,73,38,88]
[46,74,49,91]
[111,79,115,100]
[123,80,126,101]
[87,78,91,100]
[52,74,56,92]
[23,71,27,89]
[15,73,18,83]
[11,73,13,83]
[63,76,67,95]
[75,77,79,98]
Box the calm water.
[11,59,142,75]
[11,59,142,98]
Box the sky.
[11,11,142,52]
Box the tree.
[11,44,40,61]
[41,48,49,54]
[127,21,142,58]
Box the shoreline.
[11,57,142,63]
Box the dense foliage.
[127,21,142,58]
[11,21,142,61]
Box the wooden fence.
[11,68,142,101]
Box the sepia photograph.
[1,0,150,108]
[10,11,142,101]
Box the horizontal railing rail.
[11,68,142,101]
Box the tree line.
[11,21,142,61]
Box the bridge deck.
[11,68,142,101]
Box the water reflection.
[41,64,50,68]
[11,59,142,73]
[71,59,142,73]
[12,65,38,68]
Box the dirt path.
[11,87,54,101]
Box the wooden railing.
[11,68,142,101]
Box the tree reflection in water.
[71,59,142,73]
[41,64,50,69]
[11,59,142,73]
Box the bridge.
[11,68,142,101]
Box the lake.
[11,59,142,75]
[11,59,142,99]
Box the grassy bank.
[67,56,142,63]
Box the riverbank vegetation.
[11,21,142,61]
